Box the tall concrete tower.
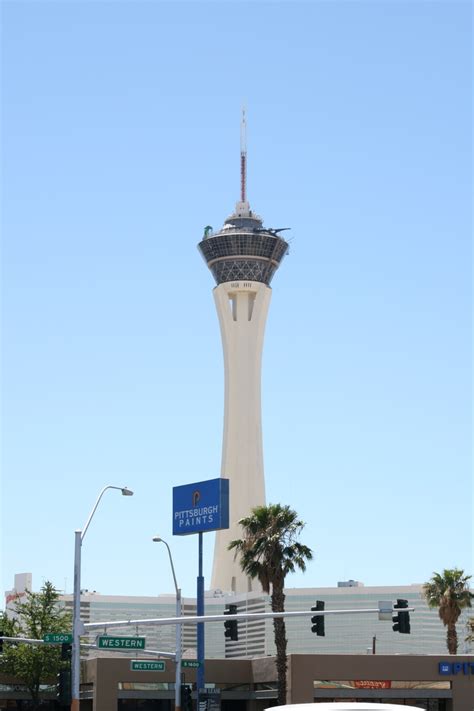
[198,111,289,593]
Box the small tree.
[0,581,71,709]
[422,569,473,654]
[229,504,313,705]
[0,609,20,635]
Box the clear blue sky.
[1,1,472,600]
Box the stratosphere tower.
[198,110,289,593]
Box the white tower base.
[211,281,271,594]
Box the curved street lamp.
[71,485,134,711]
[153,536,182,711]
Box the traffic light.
[56,668,71,706]
[181,683,193,711]
[61,642,72,661]
[311,600,325,636]
[392,598,411,634]
[224,604,238,641]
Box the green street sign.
[43,633,73,644]
[130,660,165,672]
[182,660,201,669]
[97,636,146,650]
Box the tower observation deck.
[198,202,289,286]
[198,113,289,594]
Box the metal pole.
[71,530,82,711]
[196,532,204,699]
[153,537,181,711]
[175,588,182,711]
[83,605,415,631]
[372,635,376,654]
[71,485,133,711]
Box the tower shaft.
[210,282,270,593]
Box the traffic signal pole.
[83,603,415,632]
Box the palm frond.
[227,503,313,591]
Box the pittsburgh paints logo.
[174,489,218,529]
[439,661,474,675]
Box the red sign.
[354,680,391,689]
[5,591,25,605]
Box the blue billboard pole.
[173,478,229,710]
[197,532,204,695]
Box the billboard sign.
[198,688,221,711]
[173,478,229,535]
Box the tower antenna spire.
[240,105,247,203]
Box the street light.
[71,485,134,711]
[153,536,182,711]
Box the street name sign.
[97,636,146,650]
[43,633,73,644]
[182,660,200,668]
[130,660,165,672]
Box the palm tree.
[228,503,313,705]
[422,569,473,654]
[466,616,474,646]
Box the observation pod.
[198,199,289,594]
[198,202,289,286]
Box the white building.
[219,584,473,658]
[6,574,472,658]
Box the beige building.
[76,653,473,710]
